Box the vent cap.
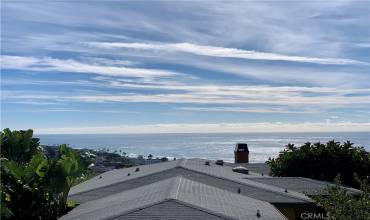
[232,166,249,174]
[215,160,224,166]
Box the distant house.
[61,144,361,220]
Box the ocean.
[37,132,370,163]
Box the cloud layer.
[1,55,179,78]
[32,122,370,134]
[1,1,369,133]
[89,42,366,65]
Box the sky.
[1,1,370,134]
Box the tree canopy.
[267,140,370,188]
[313,176,370,220]
[0,128,94,219]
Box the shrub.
[0,129,93,219]
[313,176,370,220]
[267,140,370,188]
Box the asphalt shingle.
[62,177,287,220]
[250,177,362,196]
[69,159,313,204]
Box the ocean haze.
[37,132,370,163]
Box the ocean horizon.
[37,131,370,163]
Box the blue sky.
[1,1,370,134]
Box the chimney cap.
[235,143,249,152]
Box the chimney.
[234,143,249,163]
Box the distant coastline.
[37,132,370,163]
[42,145,170,175]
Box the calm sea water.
[37,132,370,163]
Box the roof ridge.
[175,176,182,200]
[69,166,181,196]
[171,178,287,220]
[167,176,183,199]
[62,176,287,220]
[176,158,188,166]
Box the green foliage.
[313,176,370,220]
[267,140,370,188]
[0,129,94,219]
[0,128,40,164]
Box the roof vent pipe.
[215,160,224,166]
[256,210,261,218]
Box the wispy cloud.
[176,106,321,114]
[88,42,366,65]
[3,84,369,108]
[2,1,369,132]
[31,121,370,134]
[4,108,137,114]
[1,55,180,78]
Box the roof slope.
[180,159,310,202]
[61,177,287,220]
[70,159,181,195]
[250,177,362,195]
[113,200,227,220]
[69,159,313,204]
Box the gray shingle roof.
[70,159,182,195]
[180,159,312,202]
[62,177,287,220]
[111,200,227,220]
[250,177,362,196]
[69,159,313,204]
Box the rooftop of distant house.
[60,144,361,220]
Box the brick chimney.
[234,143,249,163]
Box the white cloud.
[176,106,320,114]
[88,42,366,65]
[2,1,369,133]
[31,122,370,134]
[4,108,136,114]
[1,55,179,78]
[69,93,370,106]
[3,84,369,108]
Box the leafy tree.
[1,128,40,164]
[313,176,370,220]
[0,129,93,219]
[267,140,370,188]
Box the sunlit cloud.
[88,42,366,65]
